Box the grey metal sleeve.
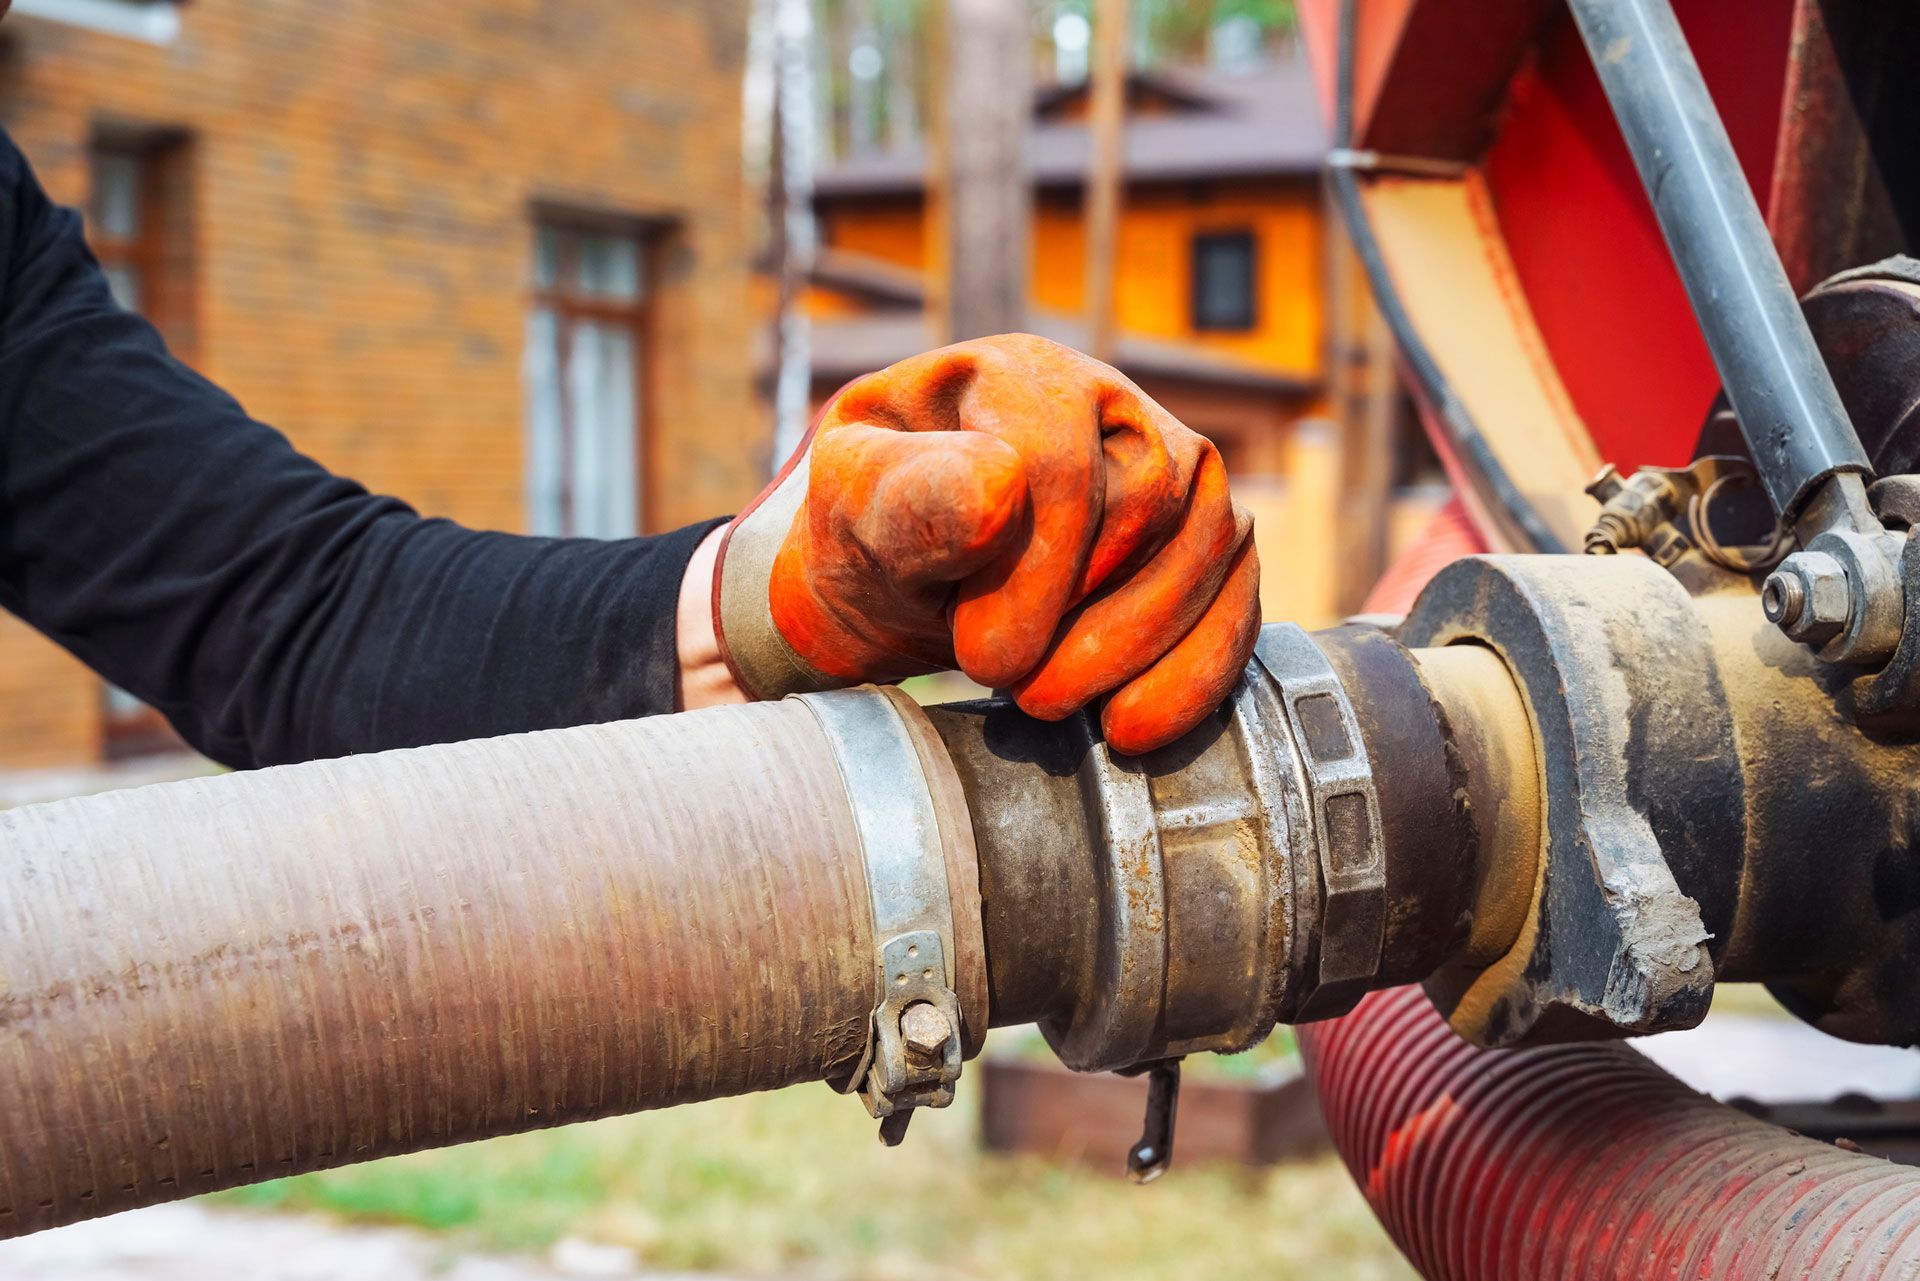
[714,444,841,700]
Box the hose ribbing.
[0,700,881,1237]
[1301,987,1920,1279]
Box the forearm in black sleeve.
[0,131,722,769]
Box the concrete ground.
[0,1203,730,1281]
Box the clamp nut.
[1763,550,1850,647]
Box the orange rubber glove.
[713,333,1261,754]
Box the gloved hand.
[710,333,1260,754]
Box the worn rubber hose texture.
[1302,987,1920,1279]
[0,700,901,1237]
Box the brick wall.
[0,0,759,768]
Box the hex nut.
[1768,550,1850,647]
[900,1002,952,1061]
[1254,625,1386,1021]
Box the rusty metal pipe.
[0,697,984,1238]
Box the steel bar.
[1565,0,1871,522]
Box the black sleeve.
[0,131,725,769]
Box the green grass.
[1708,982,1794,1019]
[214,1049,1413,1281]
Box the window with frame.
[1191,229,1257,332]
[87,128,198,757]
[89,128,197,356]
[525,217,656,539]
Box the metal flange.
[1401,554,1741,1047]
[959,654,1308,1075]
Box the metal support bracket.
[797,687,965,1145]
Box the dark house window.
[525,216,657,538]
[86,127,198,758]
[89,129,198,357]
[1191,229,1257,331]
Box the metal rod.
[1566,0,1872,523]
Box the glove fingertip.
[1101,538,1262,755]
[951,577,1069,688]
[1101,702,1197,757]
[1008,683,1085,723]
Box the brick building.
[0,0,759,768]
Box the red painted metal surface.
[1483,1,1797,471]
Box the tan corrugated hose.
[0,697,976,1237]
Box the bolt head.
[1769,550,1851,646]
[900,1002,952,1060]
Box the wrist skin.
[676,524,748,710]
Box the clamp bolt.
[900,1001,953,1062]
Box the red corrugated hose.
[1304,502,1920,1279]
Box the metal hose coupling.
[924,616,1535,1170]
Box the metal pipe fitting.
[1397,553,1920,1048]
[8,550,1920,1238]
[931,618,1539,1068]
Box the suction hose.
[0,694,983,1237]
[1305,987,1920,1279]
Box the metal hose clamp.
[796,686,966,1145]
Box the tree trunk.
[1084,0,1128,362]
[940,0,1031,342]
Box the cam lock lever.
[1119,1058,1183,1183]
